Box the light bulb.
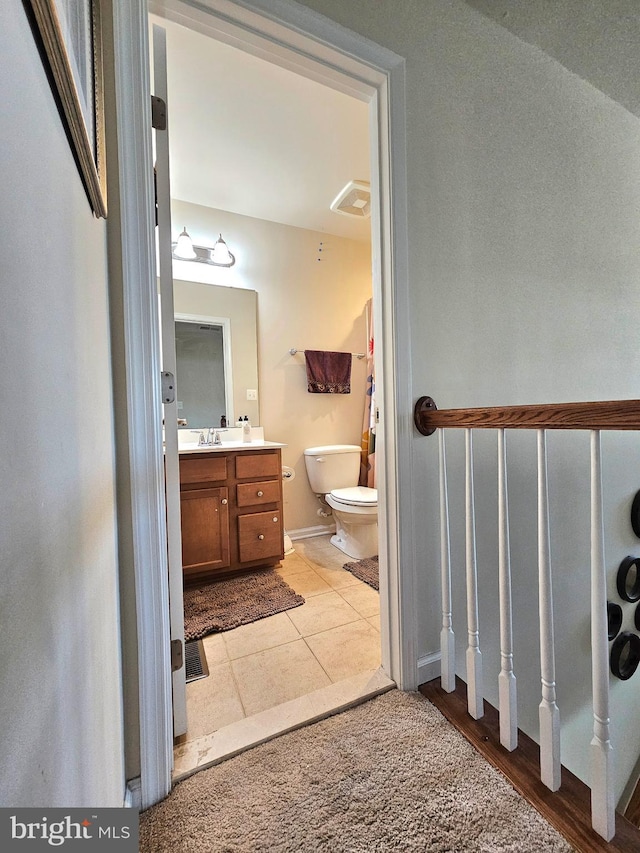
[174,227,196,260]
[210,234,235,267]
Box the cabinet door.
[238,511,283,564]
[180,487,230,576]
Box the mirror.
[173,280,259,428]
[174,319,228,428]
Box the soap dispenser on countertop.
[242,415,251,443]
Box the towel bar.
[289,348,365,359]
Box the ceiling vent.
[330,180,371,218]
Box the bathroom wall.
[171,199,373,534]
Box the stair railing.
[414,397,640,842]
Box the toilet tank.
[303,445,361,494]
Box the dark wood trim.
[414,398,640,433]
[625,777,640,828]
[420,677,640,852]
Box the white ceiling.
[151,15,372,242]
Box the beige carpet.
[140,690,573,852]
[183,570,304,642]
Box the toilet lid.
[329,486,377,507]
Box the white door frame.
[110,1,173,810]
[113,0,417,809]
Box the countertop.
[178,440,286,454]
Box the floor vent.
[185,639,209,683]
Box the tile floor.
[182,535,381,738]
[173,535,389,778]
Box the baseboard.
[288,523,336,541]
[124,777,142,810]
[417,651,441,685]
[420,677,640,852]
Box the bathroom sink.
[179,425,263,447]
[176,427,287,452]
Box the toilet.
[303,444,378,560]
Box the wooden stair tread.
[625,780,640,829]
[419,677,640,852]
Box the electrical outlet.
[246,389,258,400]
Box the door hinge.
[151,95,167,130]
[161,371,175,404]
[171,639,183,672]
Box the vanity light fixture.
[171,227,236,267]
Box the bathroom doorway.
[140,0,413,794]
[155,15,384,761]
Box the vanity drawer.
[236,480,281,507]
[238,511,283,563]
[180,455,227,486]
[235,451,280,480]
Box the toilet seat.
[328,486,377,508]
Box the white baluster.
[498,429,518,751]
[439,430,455,693]
[537,429,561,791]
[465,429,483,719]
[590,430,615,840]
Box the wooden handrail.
[414,396,640,435]
[417,392,629,841]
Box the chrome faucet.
[191,428,223,447]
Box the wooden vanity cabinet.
[179,448,284,583]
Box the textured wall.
[293,0,640,801]
[0,4,123,807]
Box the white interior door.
[153,22,187,737]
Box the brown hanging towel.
[304,350,352,393]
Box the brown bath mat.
[183,570,305,642]
[343,555,379,590]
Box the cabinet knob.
[258,534,265,540]
[273,516,278,523]
[257,490,264,497]
[221,498,228,505]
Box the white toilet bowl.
[325,486,378,560]
[303,445,378,560]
